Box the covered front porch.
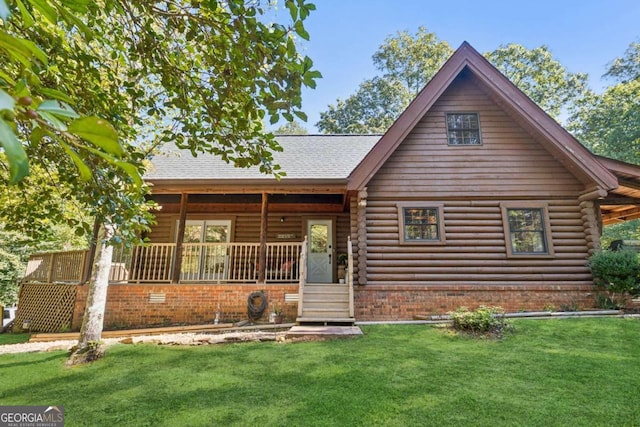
[19,231,355,331]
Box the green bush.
[588,250,640,307]
[449,306,507,336]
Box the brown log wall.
[354,73,599,319]
[367,75,585,199]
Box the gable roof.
[146,134,379,184]
[347,41,619,192]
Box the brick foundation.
[71,282,603,330]
[354,284,599,320]
[72,283,299,330]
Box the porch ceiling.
[152,193,348,214]
[597,156,640,225]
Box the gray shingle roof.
[145,134,380,181]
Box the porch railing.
[112,241,302,284]
[23,250,88,284]
[23,241,304,284]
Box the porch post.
[172,193,189,283]
[257,192,269,283]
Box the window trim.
[397,203,446,245]
[500,202,554,258]
[445,112,482,146]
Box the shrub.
[588,250,640,308]
[449,306,508,336]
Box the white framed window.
[397,204,445,245]
[446,112,482,145]
[176,220,232,281]
[501,203,554,257]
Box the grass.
[0,332,29,345]
[1,318,639,426]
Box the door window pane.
[310,224,328,253]
[205,225,228,243]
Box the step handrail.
[347,235,354,318]
[297,235,308,318]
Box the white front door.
[307,219,333,283]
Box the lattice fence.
[14,284,78,333]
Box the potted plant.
[270,304,284,324]
[337,253,348,283]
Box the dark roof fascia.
[148,177,349,193]
[347,41,619,192]
[596,155,640,180]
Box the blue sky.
[275,0,640,132]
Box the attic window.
[446,113,481,145]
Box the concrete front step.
[296,317,355,325]
[288,326,361,336]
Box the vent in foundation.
[285,293,299,303]
[149,293,166,303]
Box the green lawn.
[0,332,29,345]
[1,318,639,426]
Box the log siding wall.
[354,74,599,319]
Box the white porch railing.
[111,241,303,283]
[23,241,303,284]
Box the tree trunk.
[67,224,114,365]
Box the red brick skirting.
[354,284,599,321]
[71,282,601,329]
[72,283,299,330]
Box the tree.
[274,121,309,135]
[605,40,640,82]
[568,40,640,164]
[317,77,412,134]
[485,44,589,119]
[317,29,588,133]
[1,0,320,363]
[568,40,640,246]
[317,27,451,133]
[372,26,453,96]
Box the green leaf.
[0,70,16,86]
[114,161,142,187]
[37,100,79,118]
[0,33,48,66]
[15,0,35,27]
[30,0,58,23]
[294,110,308,122]
[285,0,298,21]
[0,89,15,111]
[270,113,280,125]
[58,6,94,41]
[59,140,91,181]
[0,118,29,184]
[0,0,10,21]
[37,111,68,131]
[39,88,75,104]
[293,20,310,41]
[68,116,122,157]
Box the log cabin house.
[17,42,640,332]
